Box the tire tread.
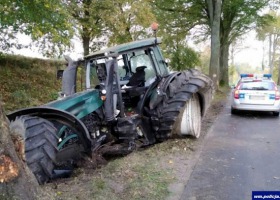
[10,115,58,184]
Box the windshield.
[239,81,275,91]
[86,49,157,88]
[128,50,156,84]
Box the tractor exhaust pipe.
[61,55,78,96]
[104,60,116,122]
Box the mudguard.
[7,89,104,152]
[149,70,213,116]
[7,107,92,152]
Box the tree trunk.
[262,40,265,71]
[207,0,222,90]
[220,43,229,86]
[230,42,234,66]
[278,58,280,85]
[271,34,278,75]
[0,102,43,199]
[82,0,91,56]
[269,34,272,74]
[82,32,90,56]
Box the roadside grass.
[44,135,208,200]
[214,86,230,102]
[0,54,65,112]
[48,146,175,200]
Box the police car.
[231,74,280,116]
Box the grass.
[45,136,208,200]
[214,85,230,102]
[0,54,65,112]
[88,150,173,200]
[47,144,176,200]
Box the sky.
[233,31,264,68]
[13,33,84,60]
[13,30,264,68]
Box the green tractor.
[7,37,213,184]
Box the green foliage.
[169,44,200,71]
[62,0,156,55]
[228,65,239,85]
[154,0,270,86]
[0,54,64,112]
[221,0,270,44]
[256,11,280,78]
[10,90,32,108]
[198,46,211,74]
[63,0,109,55]
[105,0,156,45]
[0,0,73,56]
[153,0,206,39]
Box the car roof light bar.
[263,74,272,78]
[240,74,254,78]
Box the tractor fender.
[149,70,213,116]
[7,107,92,152]
[149,72,180,110]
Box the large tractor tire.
[9,115,59,184]
[156,69,212,140]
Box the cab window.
[128,50,156,84]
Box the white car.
[231,74,280,116]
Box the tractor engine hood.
[46,89,103,119]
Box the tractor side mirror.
[56,70,64,80]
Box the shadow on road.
[231,110,280,119]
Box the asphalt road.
[180,100,280,200]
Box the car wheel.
[231,107,237,115]
[273,111,279,116]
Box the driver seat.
[127,66,147,87]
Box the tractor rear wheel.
[9,116,58,184]
[174,94,201,138]
[157,88,201,139]
[156,70,209,140]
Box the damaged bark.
[0,102,42,200]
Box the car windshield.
[239,81,275,90]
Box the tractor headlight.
[101,89,106,95]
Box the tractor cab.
[84,38,169,117]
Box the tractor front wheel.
[9,116,59,184]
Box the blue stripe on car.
[269,94,275,99]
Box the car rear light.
[234,89,239,99]
[273,85,280,100]
[275,91,280,100]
